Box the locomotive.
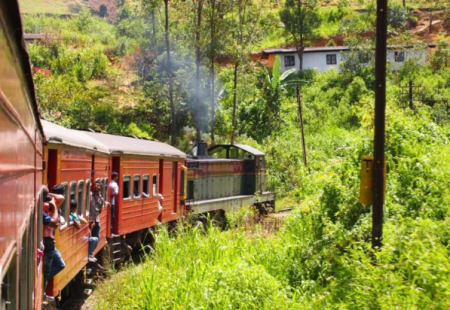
[0,1,274,308]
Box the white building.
[260,45,433,73]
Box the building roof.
[261,44,435,59]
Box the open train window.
[78,180,85,215]
[123,175,131,200]
[85,179,91,217]
[60,182,69,218]
[104,177,109,202]
[143,174,150,198]
[229,147,243,159]
[133,175,141,199]
[99,178,106,199]
[37,191,44,251]
[172,163,176,192]
[209,146,227,158]
[70,181,77,201]
[152,174,158,196]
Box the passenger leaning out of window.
[42,185,66,302]
[89,180,109,241]
[70,199,99,263]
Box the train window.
[78,180,85,215]
[123,175,131,200]
[85,179,91,217]
[104,178,109,202]
[133,175,141,199]
[143,174,150,198]
[152,174,158,196]
[210,146,227,158]
[172,162,176,192]
[37,190,43,249]
[60,182,69,218]
[229,148,241,159]
[3,258,17,309]
[99,178,106,199]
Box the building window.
[326,54,337,65]
[284,55,295,67]
[394,51,405,62]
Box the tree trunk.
[210,0,216,145]
[164,0,177,146]
[194,0,203,142]
[152,11,156,38]
[296,85,307,167]
[210,59,216,145]
[230,61,239,144]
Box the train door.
[47,149,58,189]
[112,157,120,234]
[158,159,164,221]
[172,161,178,213]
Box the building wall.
[387,48,427,71]
[280,51,342,73]
[277,48,428,73]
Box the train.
[0,1,275,309]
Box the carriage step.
[113,257,122,262]
[85,278,93,285]
[84,288,93,296]
[86,268,93,275]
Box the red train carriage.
[41,120,110,298]
[81,132,187,237]
[0,1,45,309]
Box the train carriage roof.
[81,131,186,159]
[208,144,265,157]
[42,120,110,153]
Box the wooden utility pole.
[296,84,307,167]
[373,0,387,248]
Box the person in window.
[42,185,66,302]
[89,180,108,241]
[109,172,119,236]
[69,200,99,263]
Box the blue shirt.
[70,212,81,225]
[43,212,52,225]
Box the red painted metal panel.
[118,155,161,235]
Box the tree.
[226,0,264,144]
[279,0,320,70]
[204,0,229,145]
[430,40,450,72]
[164,0,177,146]
[257,56,296,131]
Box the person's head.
[112,171,118,180]
[42,186,51,202]
[52,184,65,195]
[70,199,77,212]
[93,180,102,193]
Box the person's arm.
[43,212,58,228]
[78,215,88,225]
[49,193,65,209]
[72,214,81,230]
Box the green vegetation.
[20,0,450,308]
